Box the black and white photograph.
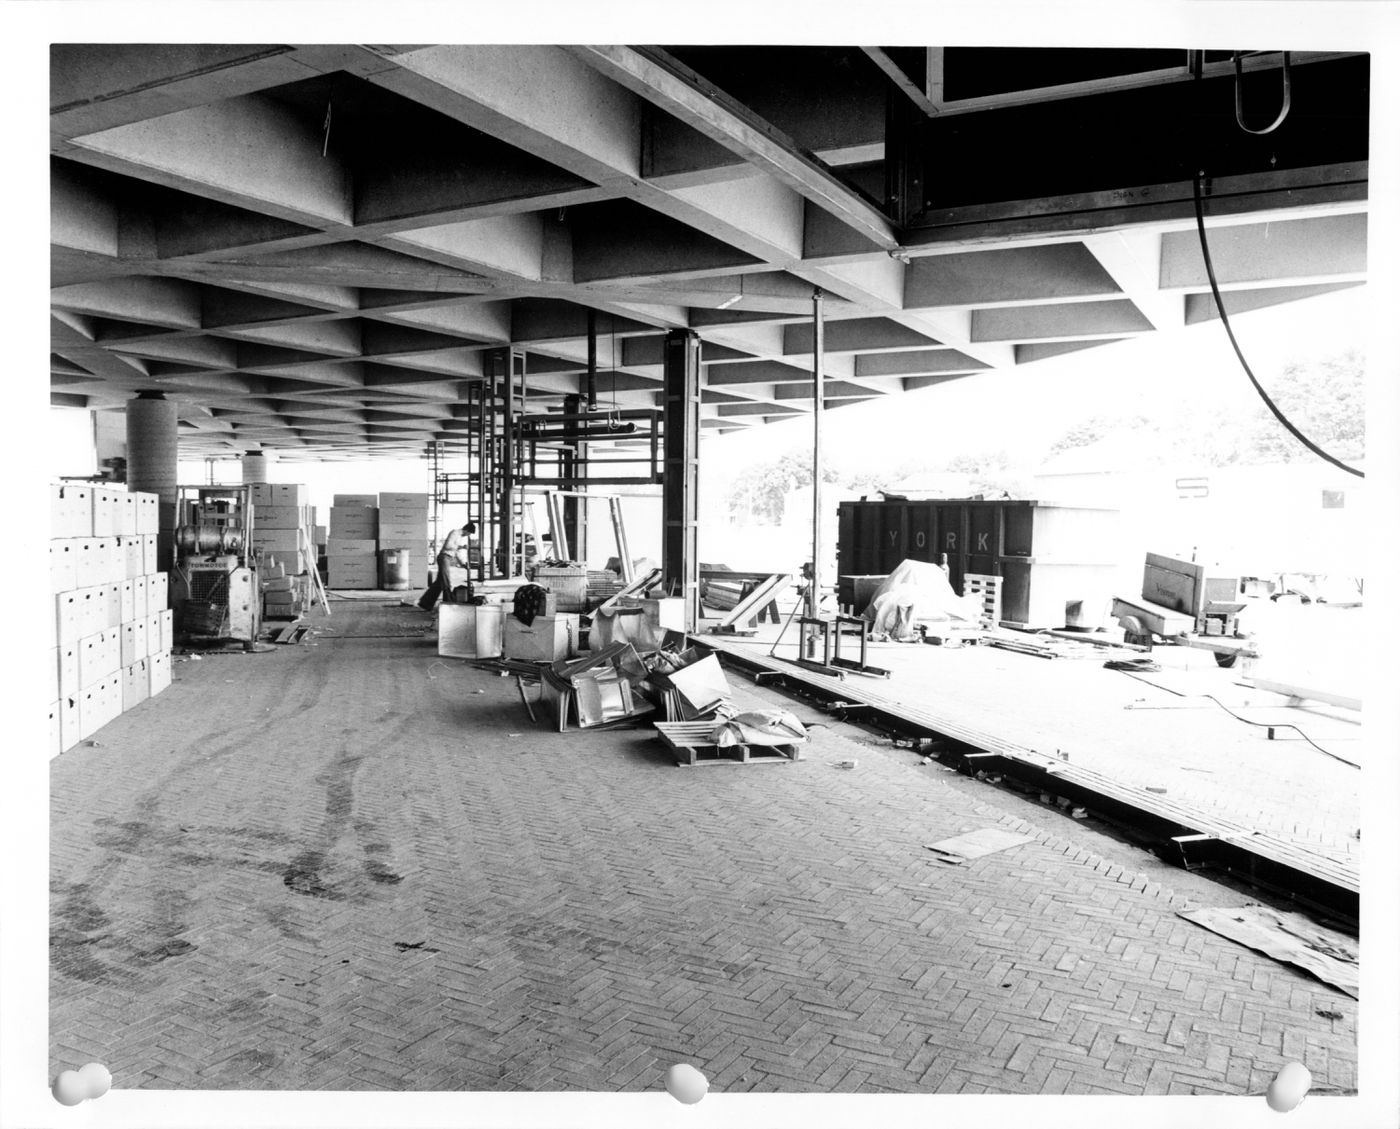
[5,3,1399,1127]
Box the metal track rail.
[695,636,1358,927]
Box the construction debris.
[1178,905,1357,998]
[925,827,1035,865]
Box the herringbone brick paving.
[49,603,1357,1093]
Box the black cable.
[1200,693,1358,768]
[1192,173,1364,479]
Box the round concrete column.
[126,392,179,571]
[241,452,269,483]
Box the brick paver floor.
[49,602,1358,1093]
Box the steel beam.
[662,329,702,631]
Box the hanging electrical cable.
[1234,51,1292,135]
[1191,173,1364,479]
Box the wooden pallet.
[653,721,804,767]
[963,573,1002,627]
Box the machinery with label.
[1111,551,1255,668]
[171,486,261,645]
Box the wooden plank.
[1250,678,1361,712]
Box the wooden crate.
[653,721,804,767]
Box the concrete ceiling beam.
[383,211,556,283]
[781,316,938,355]
[50,45,306,140]
[368,45,642,187]
[1159,213,1367,291]
[51,277,203,329]
[572,46,897,252]
[1184,280,1366,325]
[904,243,1123,309]
[1080,231,1182,331]
[972,299,1154,343]
[66,93,355,228]
[853,348,990,378]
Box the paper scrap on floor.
[1178,905,1358,998]
[925,827,1035,864]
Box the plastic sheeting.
[862,559,983,638]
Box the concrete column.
[126,392,179,571]
[241,452,269,483]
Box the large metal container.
[836,499,1120,627]
[378,548,412,591]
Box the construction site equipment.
[707,573,792,635]
[171,486,261,644]
[796,615,891,679]
[593,567,664,616]
[1111,552,1255,667]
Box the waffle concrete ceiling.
[50,45,1369,461]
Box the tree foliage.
[1040,349,1366,469]
[1229,348,1365,464]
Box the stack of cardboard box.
[328,495,378,589]
[248,483,312,575]
[376,492,429,582]
[50,484,173,758]
[261,570,310,619]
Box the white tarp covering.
[862,559,983,638]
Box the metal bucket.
[379,548,411,591]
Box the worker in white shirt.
[408,523,476,610]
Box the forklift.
[169,485,262,648]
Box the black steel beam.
[662,329,701,631]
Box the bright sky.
[705,283,1375,482]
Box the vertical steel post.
[561,392,582,560]
[499,348,516,578]
[662,329,701,631]
[807,289,825,655]
[586,310,598,411]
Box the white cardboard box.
[97,583,123,630]
[93,539,122,585]
[118,536,144,579]
[91,488,121,537]
[118,580,135,624]
[148,573,168,612]
[58,642,79,697]
[134,492,159,535]
[149,651,172,696]
[327,538,377,556]
[253,503,306,528]
[157,609,173,653]
[121,618,149,667]
[503,613,578,662]
[49,701,61,759]
[249,529,305,553]
[51,540,77,593]
[131,576,149,621]
[141,534,159,574]
[51,485,88,538]
[123,659,150,711]
[115,492,137,536]
[438,604,503,659]
[79,629,121,688]
[59,694,80,751]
